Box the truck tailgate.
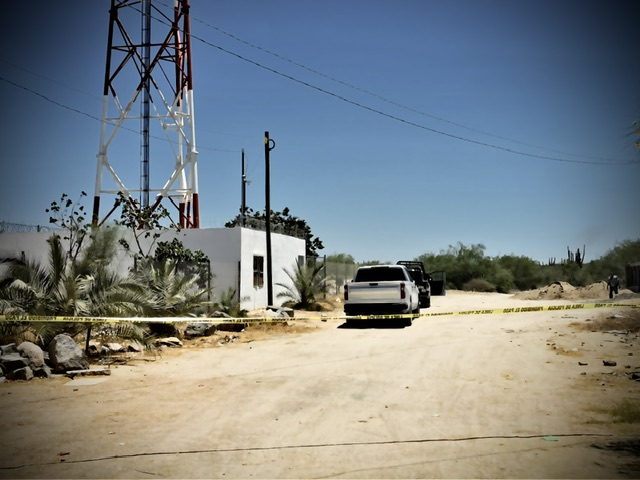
[347,282,401,302]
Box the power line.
[1,4,636,167]
[0,76,238,154]
[192,18,628,164]
[187,33,636,166]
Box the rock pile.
[0,333,89,382]
[1,308,295,383]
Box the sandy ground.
[0,289,639,479]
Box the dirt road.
[1,291,639,478]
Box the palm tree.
[130,257,211,336]
[133,258,210,316]
[0,234,76,314]
[0,230,149,347]
[276,261,327,310]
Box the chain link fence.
[307,256,358,296]
[233,215,307,239]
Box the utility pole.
[241,149,247,227]
[264,131,276,306]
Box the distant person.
[607,274,620,299]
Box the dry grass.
[571,308,640,333]
[585,399,640,425]
[609,399,640,424]
[239,320,319,343]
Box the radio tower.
[92,0,199,229]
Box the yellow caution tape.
[0,302,636,324]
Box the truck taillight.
[400,282,406,299]
[344,284,348,301]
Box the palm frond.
[276,261,327,308]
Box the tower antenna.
[92,0,199,228]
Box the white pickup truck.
[343,264,420,325]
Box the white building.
[0,227,306,312]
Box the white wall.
[0,231,51,266]
[238,227,306,311]
[0,226,306,311]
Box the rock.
[267,306,293,318]
[65,368,111,378]
[17,341,45,368]
[216,322,245,332]
[125,342,143,353]
[0,343,19,356]
[48,334,89,373]
[149,323,184,339]
[104,342,124,353]
[7,366,33,381]
[185,322,216,337]
[32,365,52,378]
[603,360,617,367]
[277,307,294,318]
[86,340,101,356]
[155,337,183,347]
[0,353,29,373]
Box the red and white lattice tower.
[92,0,199,228]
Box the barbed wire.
[0,221,56,233]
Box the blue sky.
[1,1,638,264]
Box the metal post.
[265,131,275,306]
[141,0,151,209]
[241,148,246,227]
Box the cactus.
[566,245,586,268]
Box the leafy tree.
[226,206,324,257]
[154,237,212,291]
[45,191,90,264]
[155,237,207,264]
[326,253,356,264]
[276,261,327,310]
[358,260,386,266]
[115,191,179,262]
[491,266,515,293]
[496,255,541,291]
[417,242,492,289]
[586,239,640,286]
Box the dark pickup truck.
[396,261,446,308]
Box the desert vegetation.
[414,240,640,293]
[0,193,212,349]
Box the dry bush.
[462,278,496,292]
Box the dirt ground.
[0,287,639,479]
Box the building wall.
[238,227,306,311]
[0,231,52,267]
[0,227,305,312]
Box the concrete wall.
[238,227,306,311]
[0,226,305,311]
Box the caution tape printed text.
[0,302,636,324]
